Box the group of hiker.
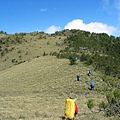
[77,70,94,90]
[64,70,94,120]
[88,70,94,90]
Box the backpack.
[64,98,75,119]
[75,105,78,114]
[88,70,92,74]
[91,81,94,87]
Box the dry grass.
[0,56,117,120]
[0,34,65,71]
[0,33,118,120]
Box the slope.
[0,56,115,120]
[0,32,66,71]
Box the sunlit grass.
[0,33,117,120]
[0,56,114,120]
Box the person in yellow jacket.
[64,97,75,120]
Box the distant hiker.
[87,70,92,76]
[90,81,94,90]
[75,57,78,60]
[77,75,81,81]
[64,97,75,120]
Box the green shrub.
[99,101,107,110]
[87,99,94,109]
[43,51,46,56]
[106,109,116,116]
[68,54,78,65]
[69,57,76,65]
[106,89,120,116]
[113,89,120,99]
[102,76,117,87]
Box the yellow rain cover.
[64,98,75,119]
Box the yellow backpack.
[64,98,75,119]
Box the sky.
[0,0,120,37]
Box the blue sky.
[0,0,120,37]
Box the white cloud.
[45,25,61,34]
[64,19,116,35]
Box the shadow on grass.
[59,116,65,120]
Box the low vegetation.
[0,30,119,120]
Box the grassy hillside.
[0,32,66,71]
[0,56,117,120]
[0,31,119,120]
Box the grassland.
[0,33,65,71]
[0,33,118,120]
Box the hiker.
[77,75,81,81]
[64,97,75,120]
[87,70,92,76]
[90,81,94,90]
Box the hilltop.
[0,30,119,120]
[0,31,67,71]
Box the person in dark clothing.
[77,75,81,81]
[88,70,92,76]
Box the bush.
[99,101,107,110]
[69,56,76,65]
[102,76,117,87]
[106,109,116,116]
[43,51,46,56]
[68,54,78,65]
[105,89,120,116]
[86,57,93,65]
[114,89,120,99]
[87,99,94,109]
[80,53,87,61]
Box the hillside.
[0,30,119,120]
[0,56,114,120]
[0,32,66,71]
